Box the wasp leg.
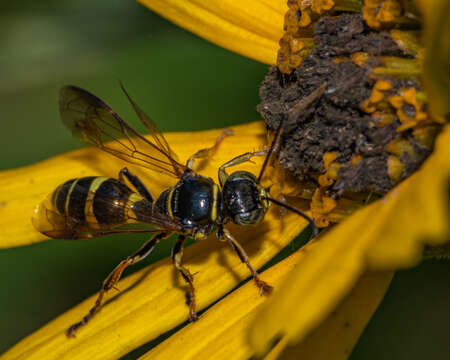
[118,167,154,203]
[66,232,168,337]
[186,129,234,170]
[218,150,267,187]
[171,235,198,321]
[219,226,273,295]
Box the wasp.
[32,85,317,337]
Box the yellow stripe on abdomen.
[65,178,81,215]
[84,177,109,229]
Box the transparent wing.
[32,183,183,240]
[119,83,181,164]
[59,85,187,178]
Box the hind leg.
[118,167,154,203]
[66,232,168,337]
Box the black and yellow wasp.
[32,85,317,337]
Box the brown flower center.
[258,1,442,226]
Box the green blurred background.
[0,1,448,359]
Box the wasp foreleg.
[218,150,267,187]
[186,129,233,170]
[220,227,273,296]
[66,232,168,337]
[171,235,198,321]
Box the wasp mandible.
[32,85,317,337]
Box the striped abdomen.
[50,176,139,230]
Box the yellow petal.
[1,122,310,360]
[137,0,286,65]
[264,272,393,360]
[139,241,392,360]
[139,239,318,360]
[421,0,450,118]
[365,125,450,267]
[249,125,450,353]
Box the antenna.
[257,120,285,184]
[263,196,319,237]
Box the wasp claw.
[257,281,273,296]
[66,326,77,338]
[189,312,199,322]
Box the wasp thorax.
[222,171,269,226]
